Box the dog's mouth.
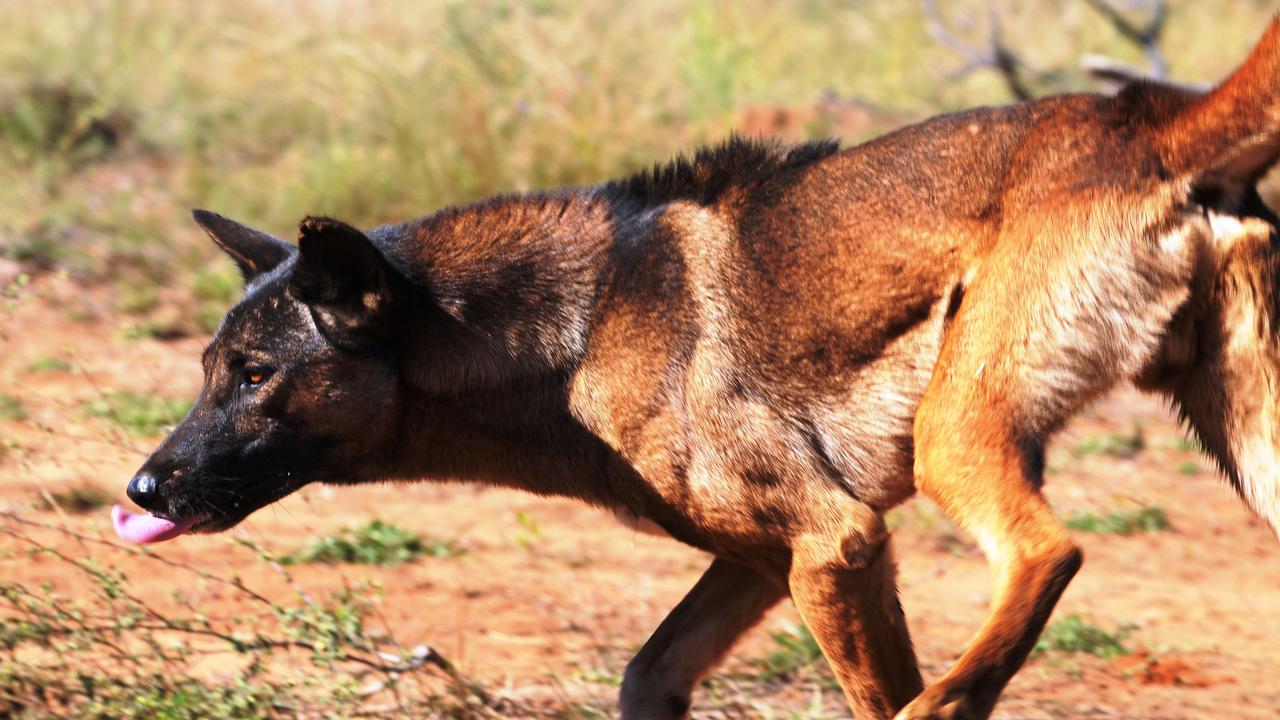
[111,505,210,544]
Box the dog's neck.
[361,189,651,502]
[382,378,629,505]
[375,190,618,393]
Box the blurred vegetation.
[1071,422,1145,460]
[1064,505,1172,535]
[0,0,1273,338]
[83,391,190,436]
[750,622,829,683]
[282,519,464,566]
[1034,615,1135,658]
[39,482,113,514]
[0,395,27,422]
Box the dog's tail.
[1158,16,1280,186]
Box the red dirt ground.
[2,273,1279,718]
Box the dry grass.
[2,1,1270,310]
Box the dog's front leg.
[620,557,785,719]
[894,188,1201,719]
[898,410,1081,720]
[788,520,924,719]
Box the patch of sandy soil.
[1,274,1278,718]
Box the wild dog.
[114,20,1280,720]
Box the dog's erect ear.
[290,216,394,347]
[192,209,294,281]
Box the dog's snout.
[126,471,161,510]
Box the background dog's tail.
[1159,15,1280,185]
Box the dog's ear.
[192,209,293,281]
[290,216,394,347]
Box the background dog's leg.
[620,557,785,720]
[789,529,923,719]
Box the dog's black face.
[114,212,403,544]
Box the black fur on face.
[126,212,404,532]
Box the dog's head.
[113,211,404,544]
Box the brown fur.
[136,19,1280,720]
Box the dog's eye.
[242,366,272,388]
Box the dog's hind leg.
[788,510,924,718]
[620,557,786,719]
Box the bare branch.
[1082,0,1169,79]
[1082,54,1211,94]
[921,0,1034,101]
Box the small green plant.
[25,354,71,373]
[1071,423,1144,459]
[116,284,158,315]
[282,519,462,566]
[41,482,113,513]
[0,394,26,421]
[1177,460,1201,476]
[751,622,826,681]
[1064,506,1172,535]
[515,510,543,550]
[1034,615,1133,658]
[84,391,190,436]
[574,667,623,686]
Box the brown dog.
[115,19,1280,719]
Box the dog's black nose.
[127,472,160,510]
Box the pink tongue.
[111,505,195,544]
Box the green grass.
[281,519,462,567]
[1071,423,1144,460]
[515,510,543,550]
[1034,615,1133,658]
[84,391,189,436]
[751,622,827,681]
[1064,505,1172,535]
[0,395,27,421]
[25,355,71,373]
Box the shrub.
[0,513,495,718]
